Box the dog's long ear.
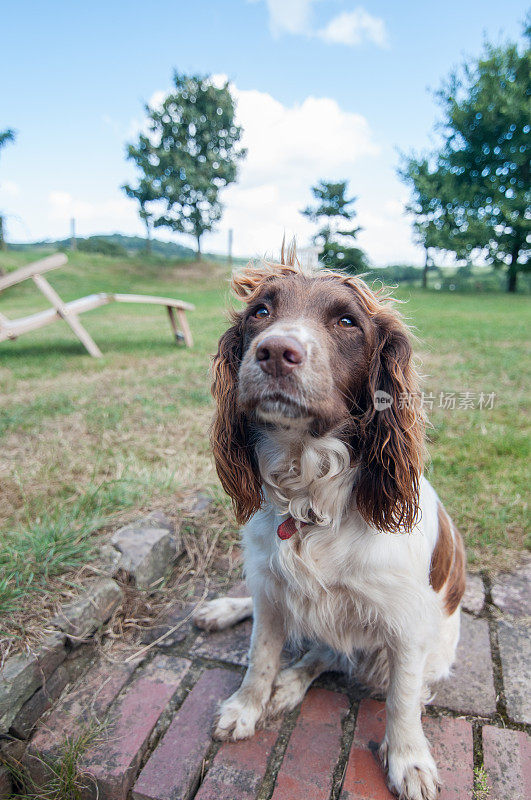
[355,308,425,533]
[211,318,263,524]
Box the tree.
[302,180,368,273]
[122,176,158,254]
[400,159,451,288]
[401,28,530,292]
[124,73,246,259]
[0,128,16,253]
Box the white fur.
[196,430,460,800]
[192,596,253,631]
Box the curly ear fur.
[211,318,263,524]
[355,306,425,533]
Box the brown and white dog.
[193,244,466,800]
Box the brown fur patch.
[430,502,466,614]
[445,527,466,615]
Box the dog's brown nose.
[256,335,306,377]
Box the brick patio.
[9,566,531,800]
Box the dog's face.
[211,258,424,533]
[237,272,374,431]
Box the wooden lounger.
[0,254,195,357]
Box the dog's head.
[211,244,425,532]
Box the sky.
[0,0,527,264]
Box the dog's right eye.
[254,306,270,319]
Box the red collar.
[277,516,308,540]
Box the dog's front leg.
[380,643,440,800]
[214,592,284,741]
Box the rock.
[491,555,531,617]
[63,642,97,682]
[0,632,67,733]
[0,767,11,799]
[497,618,531,724]
[430,613,497,716]
[112,525,177,589]
[188,492,213,514]
[92,543,122,577]
[52,578,123,644]
[9,664,69,739]
[462,573,485,614]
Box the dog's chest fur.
[243,432,437,656]
[245,509,431,654]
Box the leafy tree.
[124,73,246,259]
[122,176,159,254]
[77,237,128,257]
[302,180,368,273]
[400,159,452,288]
[0,128,16,252]
[401,29,530,292]
[0,129,16,152]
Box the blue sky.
[0,0,527,263]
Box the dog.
[193,243,466,800]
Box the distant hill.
[9,234,195,259]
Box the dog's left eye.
[254,306,270,319]
[337,316,355,328]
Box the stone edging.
[0,511,181,741]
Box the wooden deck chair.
[0,254,194,357]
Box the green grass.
[0,250,529,643]
[3,720,105,799]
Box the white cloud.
[3,79,422,264]
[201,75,383,258]
[0,180,20,197]
[250,1,388,48]
[318,8,388,47]
[250,0,316,35]
[48,190,135,228]
[123,76,424,264]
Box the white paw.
[213,691,262,741]
[192,596,252,631]
[267,669,308,717]
[380,740,440,800]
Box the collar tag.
[277,516,305,540]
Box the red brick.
[26,657,141,783]
[341,700,392,800]
[133,667,240,800]
[80,655,190,799]
[341,700,473,800]
[483,725,531,800]
[271,688,349,800]
[422,716,473,800]
[195,720,280,800]
[341,747,393,800]
[352,699,387,746]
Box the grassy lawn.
[0,250,529,648]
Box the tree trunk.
[0,215,5,252]
[507,242,520,293]
[423,248,429,289]
[145,220,152,255]
[196,234,202,261]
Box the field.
[0,250,529,648]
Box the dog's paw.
[267,668,308,717]
[380,740,440,800]
[213,691,262,741]
[192,597,251,631]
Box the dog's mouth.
[250,392,311,423]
